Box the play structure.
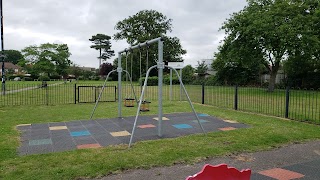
[90,37,205,147]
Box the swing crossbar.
[119,37,163,53]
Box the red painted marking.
[259,168,304,180]
[138,124,156,128]
[77,143,101,149]
[219,127,237,131]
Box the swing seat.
[124,98,135,107]
[140,100,151,112]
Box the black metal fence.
[197,84,320,124]
[0,82,319,124]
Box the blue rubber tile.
[197,113,210,117]
[172,124,193,129]
[70,130,91,137]
[29,138,52,146]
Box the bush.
[39,75,50,81]
[23,77,33,81]
[50,74,61,80]
[139,76,158,86]
[93,76,100,81]
[163,77,180,85]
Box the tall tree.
[114,10,186,78]
[21,43,72,77]
[89,34,115,69]
[0,50,24,64]
[217,0,320,91]
[195,61,208,76]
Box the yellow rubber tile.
[223,120,238,124]
[219,127,237,131]
[16,124,31,127]
[49,126,68,130]
[110,130,131,137]
[153,117,170,121]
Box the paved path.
[1,82,65,95]
[97,140,320,180]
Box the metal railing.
[0,82,319,124]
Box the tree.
[182,65,195,84]
[195,61,208,76]
[89,34,115,69]
[68,64,82,79]
[0,50,24,64]
[21,43,72,77]
[99,62,114,76]
[217,0,320,91]
[114,10,186,78]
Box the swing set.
[90,37,205,147]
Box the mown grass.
[0,101,320,179]
[1,82,320,123]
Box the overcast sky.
[3,0,247,68]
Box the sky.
[3,0,247,68]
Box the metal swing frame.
[90,37,206,148]
[90,69,137,120]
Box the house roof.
[0,62,22,69]
[79,66,96,71]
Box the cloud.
[3,0,247,67]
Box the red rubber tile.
[138,124,156,128]
[219,127,236,131]
[258,168,304,180]
[77,143,101,149]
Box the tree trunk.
[268,70,277,92]
[99,49,101,78]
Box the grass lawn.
[0,101,320,180]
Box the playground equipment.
[124,51,136,107]
[186,164,251,180]
[90,37,206,147]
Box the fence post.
[74,84,77,104]
[46,85,49,106]
[201,83,205,104]
[285,86,290,118]
[234,84,238,110]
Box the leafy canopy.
[215,0,320,89]
[1,50,24,64]
[114,10,186,68]
[21,43,72,77]
[89,34,115,61]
